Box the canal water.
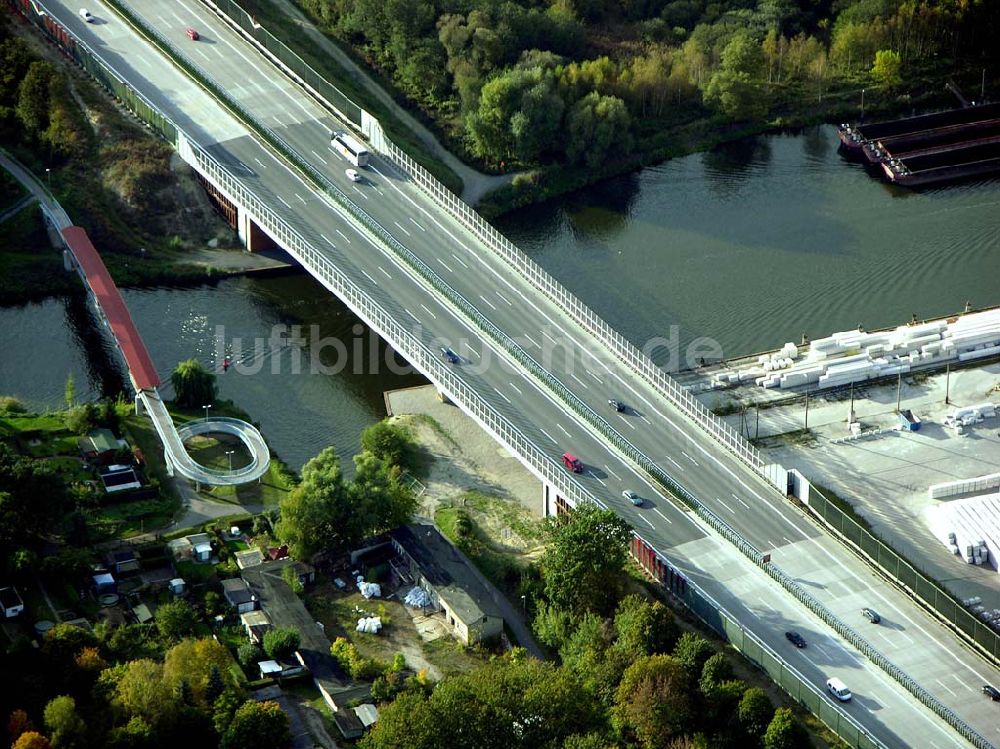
[2,125,998,467]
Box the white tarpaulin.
[404,586,431,608]
[356,616,382,634]
[356,575,381,599]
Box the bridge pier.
[436,389,452,405]
[542,482,572,518]
[134,393,144,417]
[62,248,74,272]
[237,207,276,253]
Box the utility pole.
[861,88,866,120]
[896,372,902,413]
[848,382,856,426]
[755,402,760,441]
[945,363,951,405]
[804,391,810,430]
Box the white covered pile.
[356,616,382,634]
[712,308,1000,391]
[356,575,382,599]
[403,586,431,608]
[943,402,996,433]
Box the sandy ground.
[385,385,543,524]
[740,361,1000,609]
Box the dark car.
[609,399,626,412]
[785,631,806,648]
[861,607,881,624]
[441,347,459,364]
[983,685,1000,701]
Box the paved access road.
[42,2,1000,746]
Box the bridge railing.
[363,119,763,473]
[23,3,992,745]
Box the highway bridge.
[16,0,1000,746]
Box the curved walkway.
[141,391,271,485]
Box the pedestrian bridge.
[61,225,270,486]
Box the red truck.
[562,452,583,473]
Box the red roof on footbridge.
[62,226,161,391]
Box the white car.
[623,490,642,506]
[345,168,361,182]
[79,8,94,22]
[826,677,852,702]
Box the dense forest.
[296,0,1000,174]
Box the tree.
[275,447,352,559]
[704,31,768,120]
[7,709,33,743]
[559,613,629,705]
[738,687,774,740]
[673,632,714,683]
[205,665,226,705]
[613,655,693,748]
[16,61,56,139]
[539,503,632,616]
[43,696,85,749]
[237,642,263,668]
[13,732,53,749]
[63,403,99,435]
[360,419,415,469]
[565,92,632,169]
[220,701,290,749]
[155,599,199,642]
[113,659,175,727]
[64,373,75,409]
[762,707,810,749]
[163,638,235,706]
[263,627,300,660]
[613,595,678,657]
[871,49,902,88]
[169,359,217,409]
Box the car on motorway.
[609,399,626,412]
[983,685,1000,701]
[861,607,881,624]
[622,490,642,506]
[826,677,852,702]
[79,8,94,22]
[185,26,200,41]
[346,168,361,182]
[561,452,583,473]
[440,347,459,364]
[785,631,806,648]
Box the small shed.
[108,549,140,575]
[131,603,153,624]
[354,703,379,729]
[0,587,24,618]
[168,578,186,596]
[289,561,316,587]
[193,542,213,563]
[79,428,122,463]
[258,660,283,679]
[240,609,272,644]
[222,578,258,613]
[100,465,141,494]
[235,549,264,570]
[92,573,116,594]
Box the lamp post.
[203,404,212,422]
[45,168,51,191]
[520,595,526,614]
[226,449,235,471]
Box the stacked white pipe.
[711,307,1000,391]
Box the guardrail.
[20,2,992,745]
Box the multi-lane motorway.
[40,1,1000,745]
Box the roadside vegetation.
[264,0,998,213]
[0,17,238,305]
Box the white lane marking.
[570,373,588,389]
[419,304,436,319]
[276,195,292,209]
[378,266,392,279]
[451,253,469,269]
[523,334,541,348]
[588,370,603,384]
[782,536,794,545]
[352,185,369,200]
[652,508,673,524]
[556,423,571,438]
[539,428,557,444]
[359,269,379,285]
[637,513,656,529]
[588,470,605,486]
[437,258,455,274]
[310,149,327,163]
[716,497,735,514]
[254,158,266,168]
[295,193,307,204]
[409,217,426,232]
[319,233,336,249]
[393,220,411,236]
[542,330,558,344]
[935,679,957,698]
[496,290,513,306]
[619,415,636,430]
[479,295,497,311]
[493,387,511,404]
[665,455,685,472]
[509,382,522,395]
[335,229,351,244]
[733,494,750,510]
[681,450,699,466]
[640,415,652,425]
[605,465,621,481]
[403,308,419,322]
